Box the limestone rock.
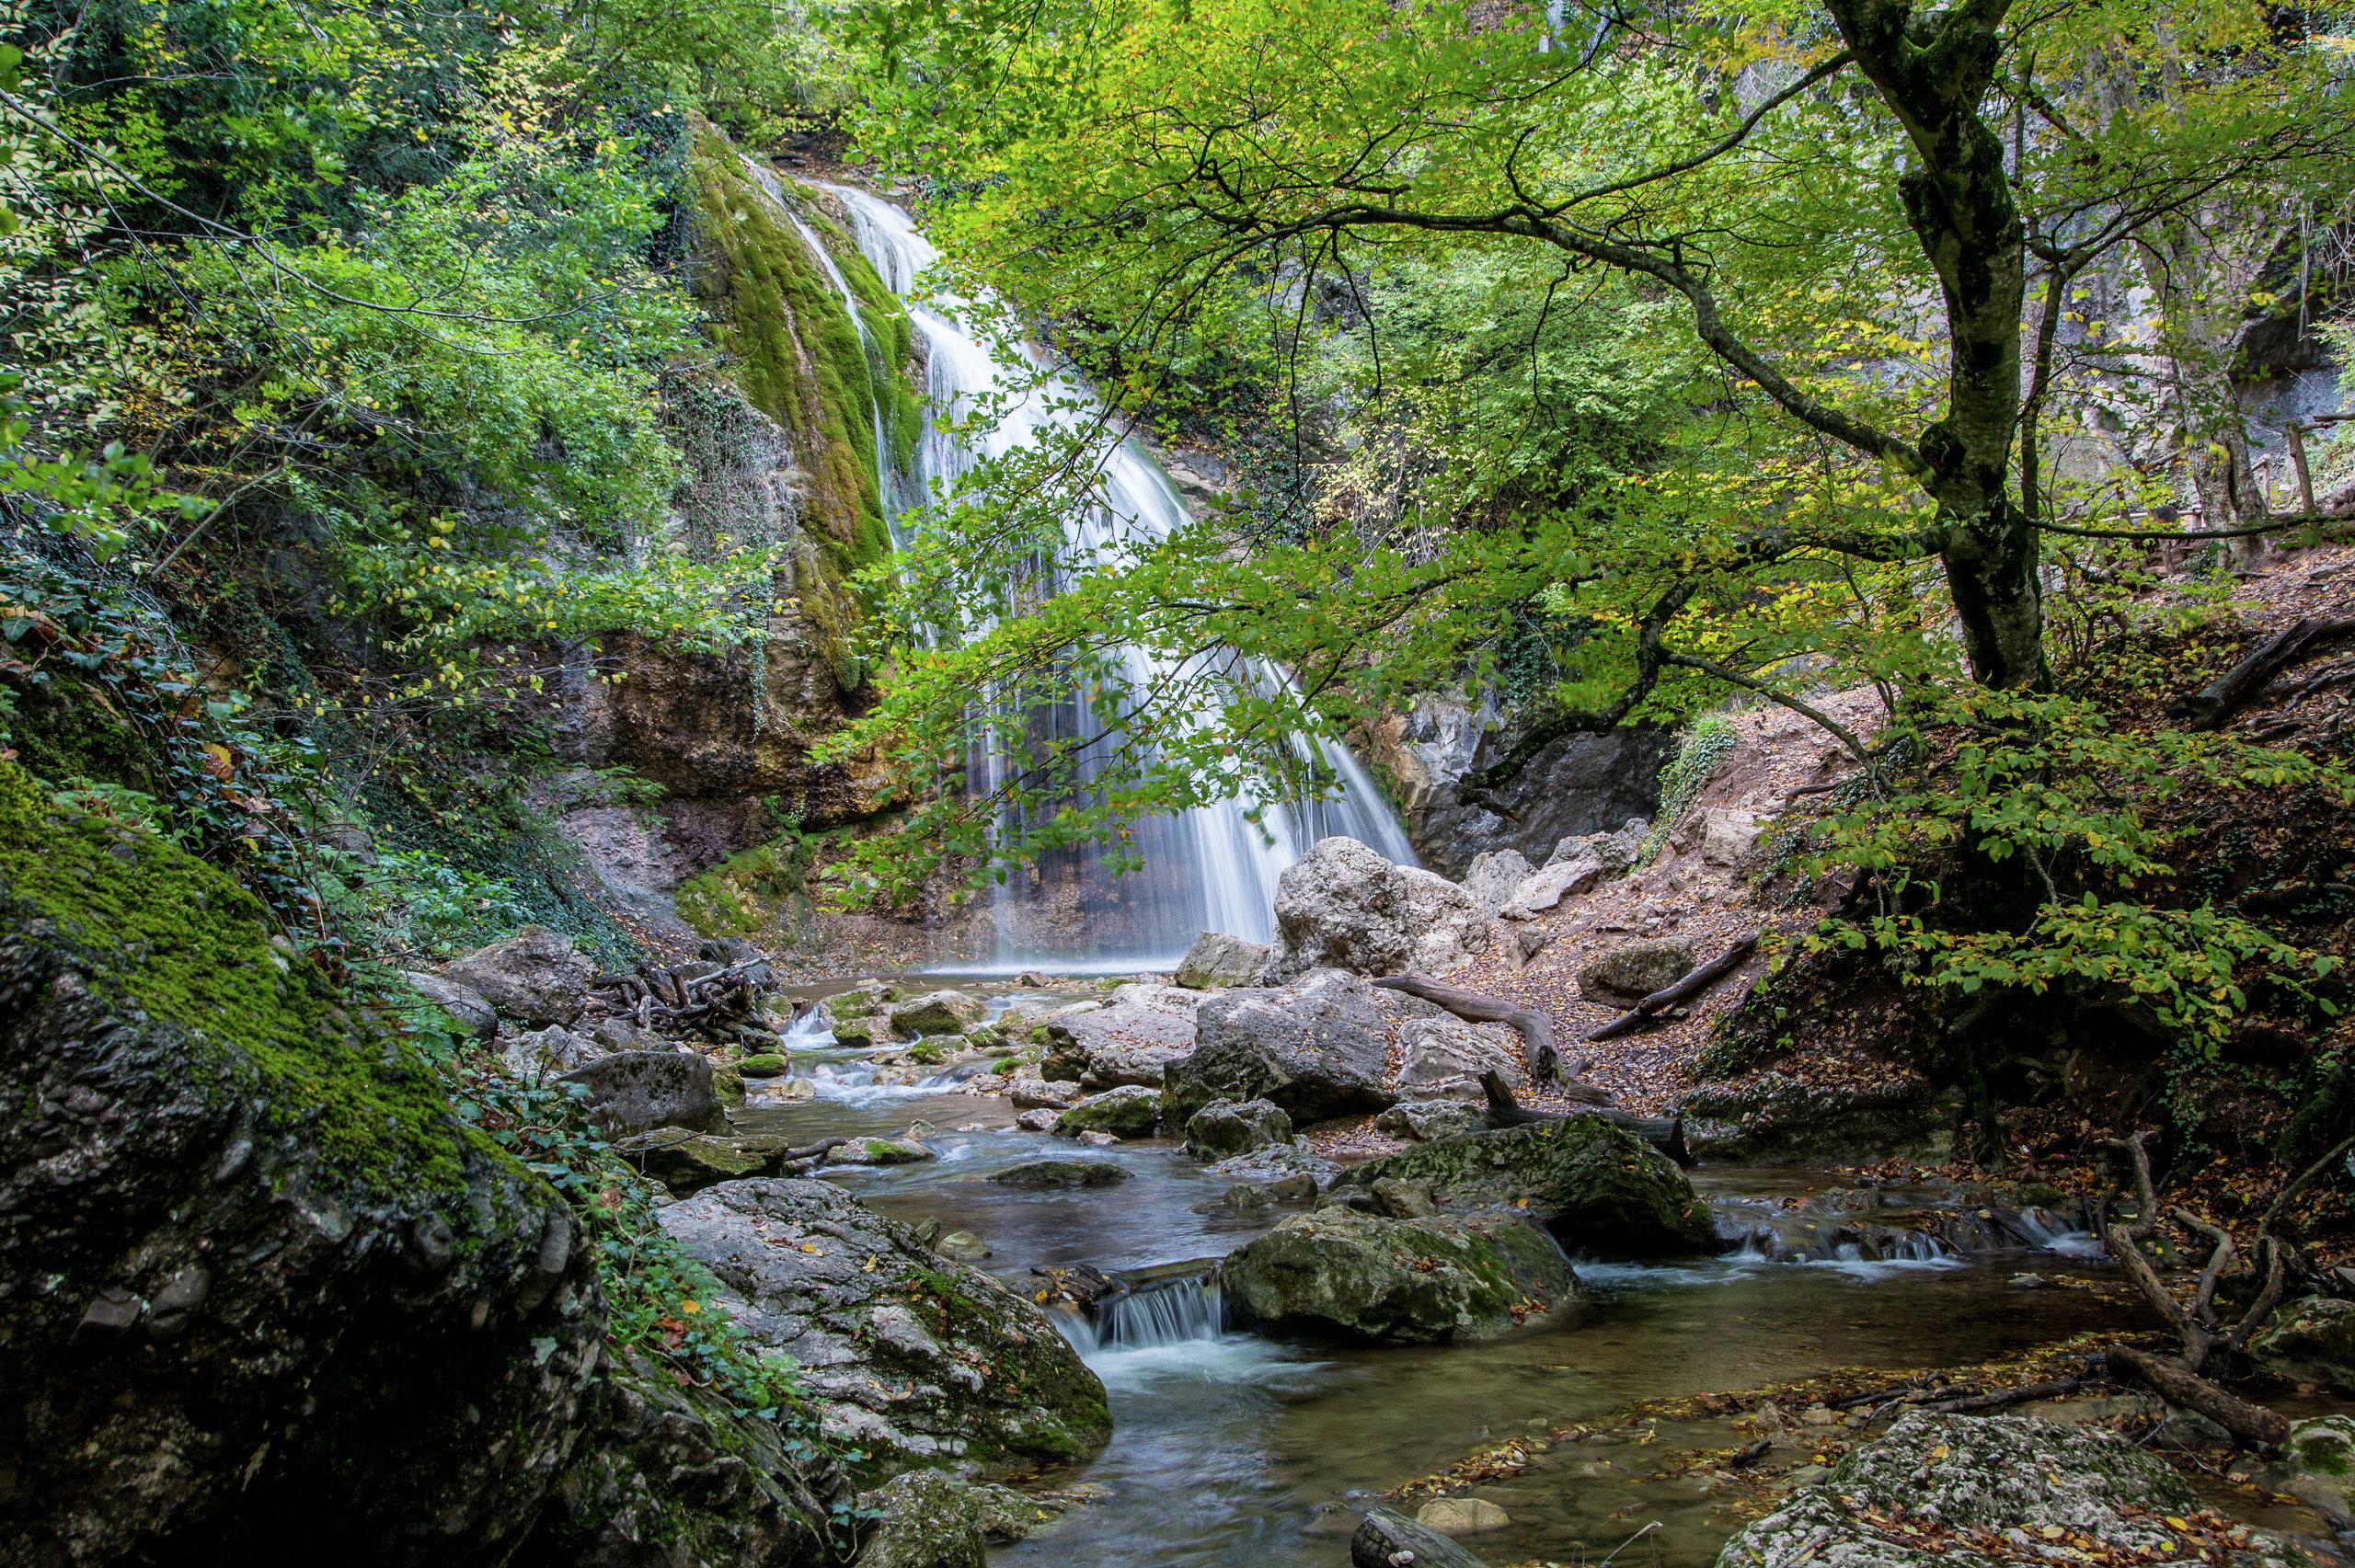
[659,1179,1110,1472]
[1498,850,1606,921]
[1417,1497,1511,1535]
[1175,930,1274,989]
[2279,1414,2355,1521]
[1009,1077,1081,1110]
[440,924,596,1026]
[1163,968,1396,1127]
[1463,848,1536,913]
[891,989,986,1037]
[0,769,602,1563]
[558,1049,726,1136]
[1054,1084,1163,1139]
[1041,1002,1196,1090]
[1550,818,1648,875]
[1269,836,1495,979]
[502,1024,603,1080]
[402,969,498,1041]
[853,1469,1063,1568]
[1223,1207,1579,1344]
[1578,940,1695,1005]
[615,1129,768,1191]
[1713,1412,2303,1568]
[823,1135,935,1166]
[1375,1098,1485,1142]
[992,1160,1131,1189]
[1335,1119,1716,1256]
[1183,1097,1293,1159]
[1396,1018,1523,1101]
[1679,807,1770,870]
[2248,1295,2355,1393]
[1015,1108,1061,1133]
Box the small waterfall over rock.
[819,183,1417,967]
[1058,1273,1228,1352]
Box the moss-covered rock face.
[1335,1118,1718,1257]
[1055,1084,1163,1138]
[659,1178,1110,1476]
[1223,1207,1580,1344]
[0,761,605,1563]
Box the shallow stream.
[737,997,2137,1568]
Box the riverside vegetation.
[3,0,2355,1563]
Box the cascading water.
[814,183,1419,967]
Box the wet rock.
[440,924,596,1026]
[1369,1177,1440,1219]
[891,989,986,1037]
[402,969,498,1041]
[1714,1411,2302,1568]
[615,1128,768,1192]
[1209,1140,1338,1189]
[1015,1108,1061,1133]
[1396,1018,1523,1101]
[1375,1098,1485,1142]
[823,1135,935,1166]
[1683,1071,1959,1166]
[1579,940,1696,1004]
[659,1178,1110,1473]
[1334,1119,1717,1256]
[1417,1497,1511,1535]
[833,1014,887,1048]
[2278,1414,2355,1521]
[1224,1208,1579,1344]
[1498,850,1607,921]
[2248,1295,2355,1393]
[1268,836,1496,979]
[1175,930,1274,988]
[558,1049,726,1136]
[1009,1077,1081,1110]
[1183,1097,1293,1159]
[1463,848,1536,913]
[0,768,603,1563]
[1164,967,1396,1127]
[936,1231,994,1263]
[853,1468,1055,1568]
[993,1160,1131,1189]
[1074,1129,1118,1148]
[736,1051,789,1078]
[501,1024,603,1079]
[1054,1084,1162,1138]
[1041,1001,1196,1089]
[826,985,884,1023]
[1223,1173,1318,1207]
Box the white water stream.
[803,182,1416,967]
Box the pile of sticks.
[592,956,772,1035]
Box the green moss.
[674,831,817,940]
[0,761,471,1195]
[4,675,159,795]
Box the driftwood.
[1350,1506,1492,1568]
[1584,935,1760,1042]
[2106,1346,2289,1448]
[2167,615,2355,730]
[1372,972,1605,1100]
[1479,1070,1694,1166]
[592,956,774,1035]
[1920,1376,2086,1414]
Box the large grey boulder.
[1462,848,1536,913]
[1269,836,1495,979]
[1223,1207,1579,1344]
[1174,930,1273,989]
[1549,818,1648,875]
[1041,1000,1197,1089]
[501,1024,603,1080]
[401,969,498,1041]
[1716,1412,2301,1568]
[853,1470,1058,1568]
[659,1179,1109,1474]
[558,1049,726,1136]
[1497,851,1607,921]
[1396,1018,1523,1101]
[1335,1118,1717,1256]
[1183,1097,1293,1158]
[440,925,596,1026]
[1054,1084,1163,1139]
[1163,967,1396,1127]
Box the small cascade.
[1058,1273,1227,1353]
[818,181,1419,966]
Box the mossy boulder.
[2249,1295,2355,1394]
[1223,1207,1579,1344]
[890,989,986,1037]
[825,1136,936,1166]
[1577,939,1694,1004]
[1334,1118,1717,1256]
[1054,1084,1163,1139]
[1162,967,1394,1126]
[2279,1415,2355,1520]
[738,1051,790,1079]
[992,1160,1131,1189]
[660,1178,1110,1474]
[0,762,604,1562]
[853,1469,1060,1568]
[557,1049,726,1137]
[833,1014,885,1048]
[1183,1097,1292,1158]
[1716,1413,2302,1568]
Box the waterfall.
[818,181,1418,967]
[1058,1275,1228,1352]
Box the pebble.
[1416,1497,1511,1535]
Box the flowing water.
[807,184,1416,967]
[738,1012,2146,1568]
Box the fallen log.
[2168,615,2355,730]
[1920,1376,2085,1414]
[1372,972,1605,1099]
[1350,1506,1492,1568]
[1479,1070,1694,1166]
[2103,1345,2290,1448]
[1584,935,1759,1042]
